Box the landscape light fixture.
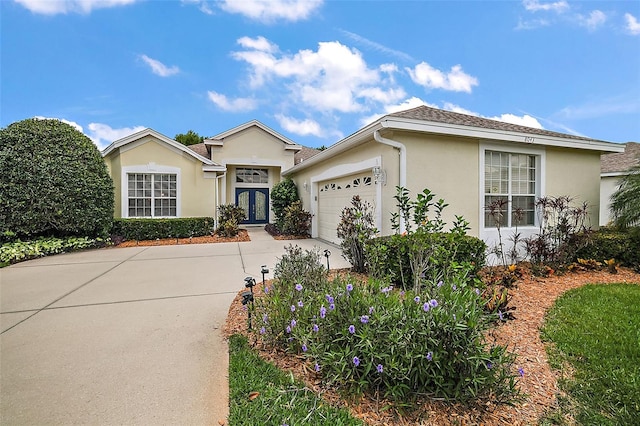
[261,265,269,287]
[323,249,331,270]
[243,276,256,330]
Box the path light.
[242,277,256,330]
[261,265,269,288]
[323,249,331,270]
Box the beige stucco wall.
[105,136,216,218]
[600,175,621,226]
[546,147,601,228]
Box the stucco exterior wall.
[600,175,621,226]
[211,127,296,171]
[546,147,601,228]
[106,136,216,218]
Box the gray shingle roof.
[601,142,640,173]
[187,142,209,159]
[294,146,321,164]
[388,105,607,143]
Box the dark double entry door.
[235,188,269,224]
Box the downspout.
[373,129,407,233]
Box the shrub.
[281,201,312,236]
[0,118,114,240]
[575,227,640,272]
[257,262,520,404]
[272,244,327,289]
[112,217,215,241]
[271,178,299,231]
[1,236,106,264]
[216,204,246,237]
[337,195,377,273]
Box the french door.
[235,188,269,224]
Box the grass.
[228,334,363,426]
[540,283,640,425]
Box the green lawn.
[541,283,640,425]
[228,334,363,426]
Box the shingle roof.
[294,146,321,164]
[601,142,640,173]
[388,105,606,143]
[188,142,209,159]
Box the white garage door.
[317,172,376,244]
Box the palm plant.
[610,163,640,229]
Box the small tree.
[271,178,299,231]
[610,164,640,229]
[0,118,114,240]
[174,130,204,146]
[337,195,377,273]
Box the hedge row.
[575,227,640,271]
[365,232,487,288]
[111,217,215,241]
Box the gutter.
[373,129,407,232]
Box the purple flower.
[286,326,291,334]
[259,326,266,334]
[326,294,334,304]
[498,311,504,321]
[429,299,438,308]
[518,367,525,377]
[423,302,430,312]
[346,283,353,292]
[329,303,335,311]
[297,300,304,308]
[302,344,308,352]
[376,364,383,373]
[452,284,457,291]
[353,356,360,367]
[295,283,303,291]
[314,363,320,372]
[381,286,393,294]
[290,305,296,312]
[427,351,433,361]
[264,286,269,293]
[369,306,375,314]
[320,306,326,319]
[414,296,420,303]
[312,324,319,333]
[360,315,369,324]
[291,319,297,328]
[262,314,268,323]
[348,325,356,334]
[487,361,493,369]
[475,288,481,295]
[437,280,444,287]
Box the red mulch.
[223,267,640,425]
[114,229,250,247]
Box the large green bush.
[575,227,640,271]
[111,217,215,241]
[0,119,114,240]
[271,178,299,231]
[1,236,106,265]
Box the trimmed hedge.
[365,232,487,288]
[575,228,640,271]
[111,217,215,241]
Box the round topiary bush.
[0,118,114,241]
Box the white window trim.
[122,164,181,218]
[479,143,545,254]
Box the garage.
[317,172,376,244]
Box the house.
[102,120,303,225]
[282,105,625,250]
[600,142,640,225]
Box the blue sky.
[2,0,639,150]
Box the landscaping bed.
[114,229,250,246]
[223,267,640,425]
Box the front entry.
[235,188,269,224]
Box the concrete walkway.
[0,228,349,425]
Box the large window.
[484,151,536,227]
[236,168,268,184]
[127,173,177,217]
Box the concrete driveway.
[0,228,349,425]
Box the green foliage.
[541,284,640,424]
[174,130,204,146]
[273,245,327,290]
[337,195,377,273]
[1,236,106,265]
[216,204,246,237]
[610,164,640,229]
[281,200,312,236]
[257,262,521,404]
[575,227,640,271]
[112,217,215,241]
[0,118,114,240]
[271,178,299,231]
[228,334,363,425]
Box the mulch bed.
[223,267,640,425]
[114,229,250,247]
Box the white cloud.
[276,114,323,137]
[87,123,146,150]
[625,13,640,35]
[578,10,607,31]
[339,29,414,62]
[515,17,550,30]
[407,62,478,93]
[523,0,569,13]
[14,0,136,15]
[237,36,278,53]
[181,0,214,15]
[139,54,180,77]
[207,91,257,112]
[219,0,322,22]
[441,103,544,129]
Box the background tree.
[174,130,204,146]
[610,163,640,229]
[0,118,114,240]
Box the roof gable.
[206,120,301,151]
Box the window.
[127,173,177,217]
[236,168,268,184]
[484,151,536,227]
